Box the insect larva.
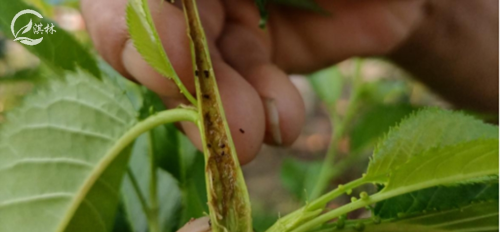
[204,70,209,78]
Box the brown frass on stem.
[182,0,253,231]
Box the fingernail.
[177,217,211,232]
[264,97,282,145]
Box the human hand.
[81,0,425,164]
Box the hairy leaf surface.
[365,108,498,181]
[378,139,498,197]
[0,72,137,232]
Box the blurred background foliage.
[0,0,458,231]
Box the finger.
[82,0,219,97]
[82,0,266,163]
[177,217,211,232]
[269,0,425,73]
[164,60,266,165]
[81,0,130,78]
[219,2,305,146]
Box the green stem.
[292,189,390,232]
[266,178,366,232]
[147,132,160,232]
[309,107,341,200]
[309,58,365,200]
[56,108,199,232]
[307,178,367,211]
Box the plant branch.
[266,178,367,232]
[182,0,253,231]
[293,190,382,232]
[307,178,367,211]
[309,59,365,200]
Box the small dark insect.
[208,220,212,227]
[203,94,210,99]
[204,70,209,78]
[239,128,245,134]
[219,143,226,148]
[195,70,199,77]
[221,151,225,156]
[207,143,212,148]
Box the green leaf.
[117,86,206,230]
[0,72,137,232]
[0,0,101,78]
[396,202,499,231]
[126,1,174,79]
[112,203,134,232]
[350,104,417,152]
[365,108,498,181]
[308,66,343,106]
[179,147,208,225]
[358,79,410,105]
[121,134,182,232]
[280,157,323,201]
[374,182,499,219]
[378,139,498,194]
[137,90,183,179]
[329,202,498,232]
[137,89,208,226]
[126,0,196,105]
[288,139,499,232]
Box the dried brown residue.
[183,0,239,222]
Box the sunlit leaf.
[365,108,498,181]
[378,139,498,194]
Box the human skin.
[80,0,498,164]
